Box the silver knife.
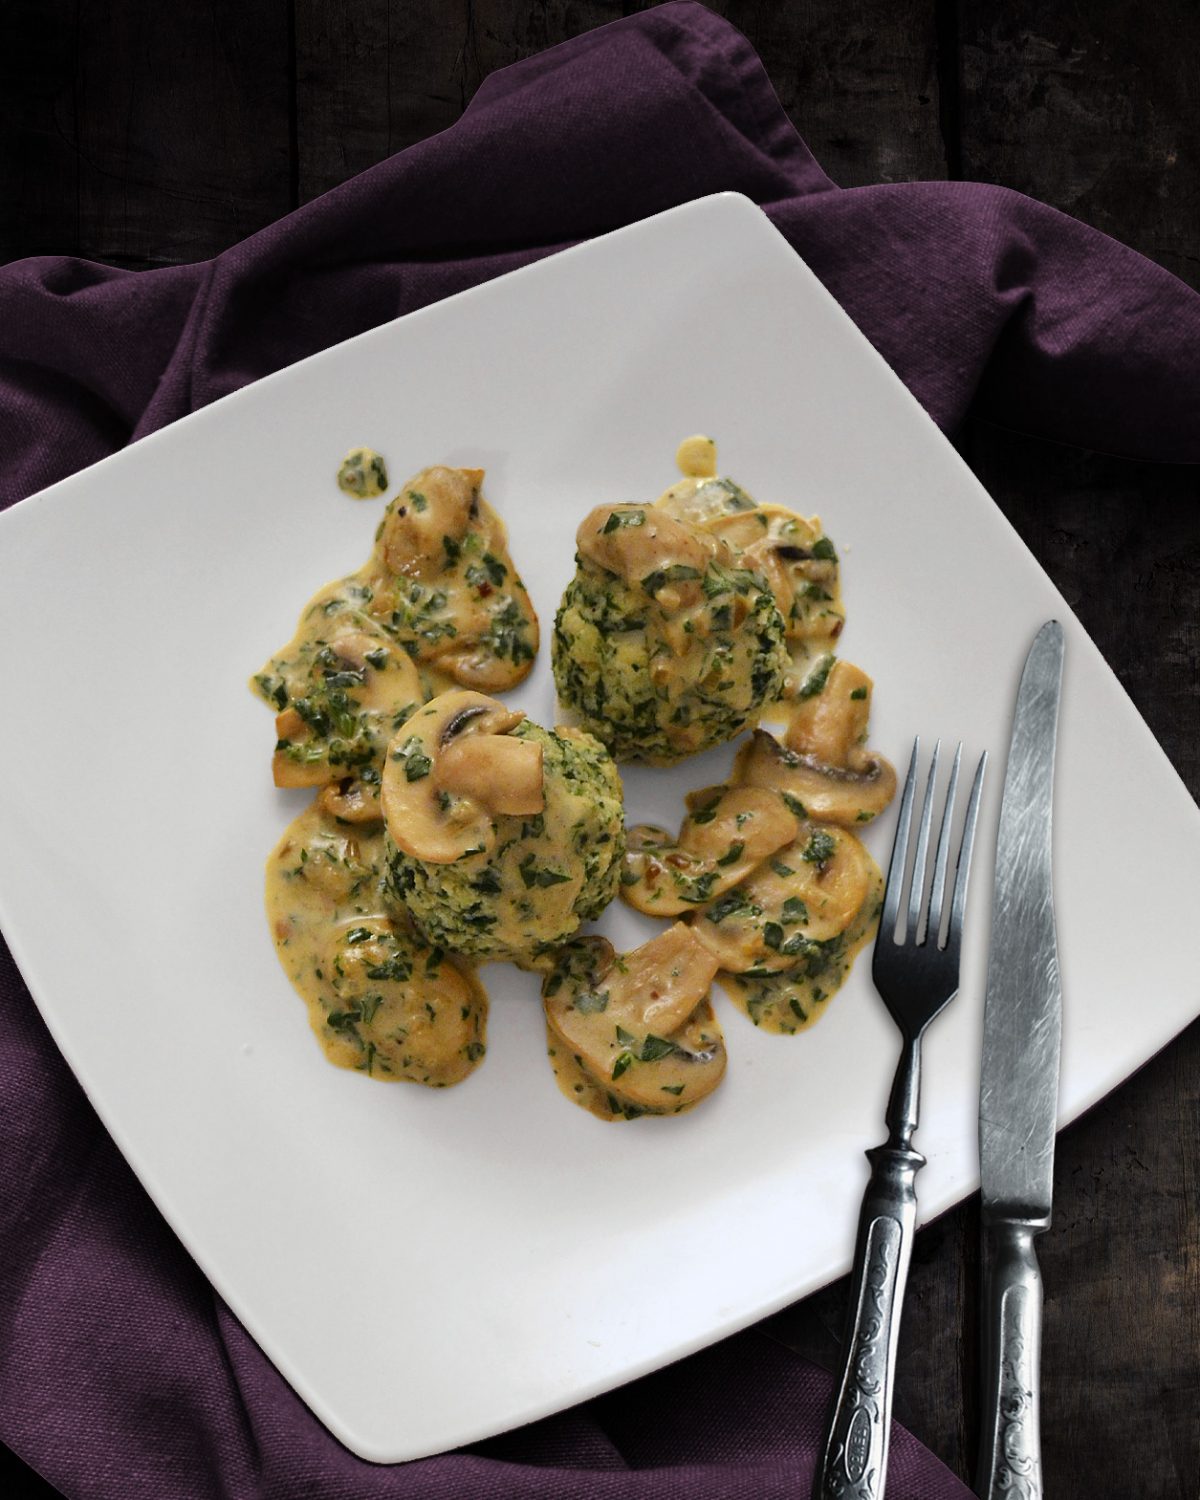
[976,620,1065,1500]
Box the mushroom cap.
[317,916,487,1088]
[734,729,897,827]
[543,924,726,1114]
[264,622,423,790]
[376,466,482,579]
[381,690,530,865]
[621,785,800,916]
[575,503,725,587]
[785,659,875,771]
[317,777,382,823]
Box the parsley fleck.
[803,831,837,865]
[600,509,646,534]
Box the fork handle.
[975,1219,1044,1499]
[814,1142,925,1500]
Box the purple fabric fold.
[1,3,1196,1497]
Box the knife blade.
[975,619,1064,1500]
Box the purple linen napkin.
[1,5,1197,1498]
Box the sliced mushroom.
[785,659,874,770]
[323,631,422,712]
[376,465,485,579]
[437,733,544,816]
[317,777,382,824]
[690,824,874,972]
[272,706,329,788]
[576,504,724,592]
[701,504,845,646]
[319,916,487,1087]
[381,689,536,863]
[267,624,424,790]
[733,728,897,827]
[719,862,883,1034]
[268,803,384,906]
[542,924,726,1114]
[621,786,800,916]
[655,475,759,527]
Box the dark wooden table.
[3,3,1198,1496]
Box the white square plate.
[1,194,1197,1462]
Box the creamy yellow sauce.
[716,867,882,1035]
[541,925,727,1121]
[252,464,539,807]
[254,438,893,1118]
[675,433,718,478]
[254,463,539,1089]
[544,999,727,1121]
[655,439,846,722]
[611,437,895,1042]
[265,802,488,1084]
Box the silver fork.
[815,739,987,1500]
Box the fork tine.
[880,738,919,941]
[926,743,962,950]
[946,750,988,955]
[906,740,940,940]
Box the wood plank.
[0,1,82,262]
[957,2,1200,289]
[79,0,294,263]
[293,1,947,207]
[294,0,458,204]
[719,0,947,186]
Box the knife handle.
[976,1219,1044,1500]
[815,1142,924,1500]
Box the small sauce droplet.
[675,434,717,479]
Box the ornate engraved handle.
[815,1141,924,1500]
[976,1220,1044,1500]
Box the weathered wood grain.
[292,0,947,205]
[0,0,292,266]
[0,2,82,265]
[722,0,947,185]
[957,1,1200,291]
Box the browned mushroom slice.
[576,504,726,597]
[690,824,874,974]
[785,659,876,770]
[543,924,726,1117]
[381,689,541,864]
[317,777,382,824]
[367,466,540,692]
[717,864,888,1038]
[317,917,487,1087]
[719,861,884,1034]
[261,621,425,790]
[704,505,844,648]
[621,786,800,915]
[375,466,484,580]
[733,728,897,827]
[271,706,330,788]
[654,474,759,528]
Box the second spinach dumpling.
[381,690,625,964]
[553,504,788,765]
